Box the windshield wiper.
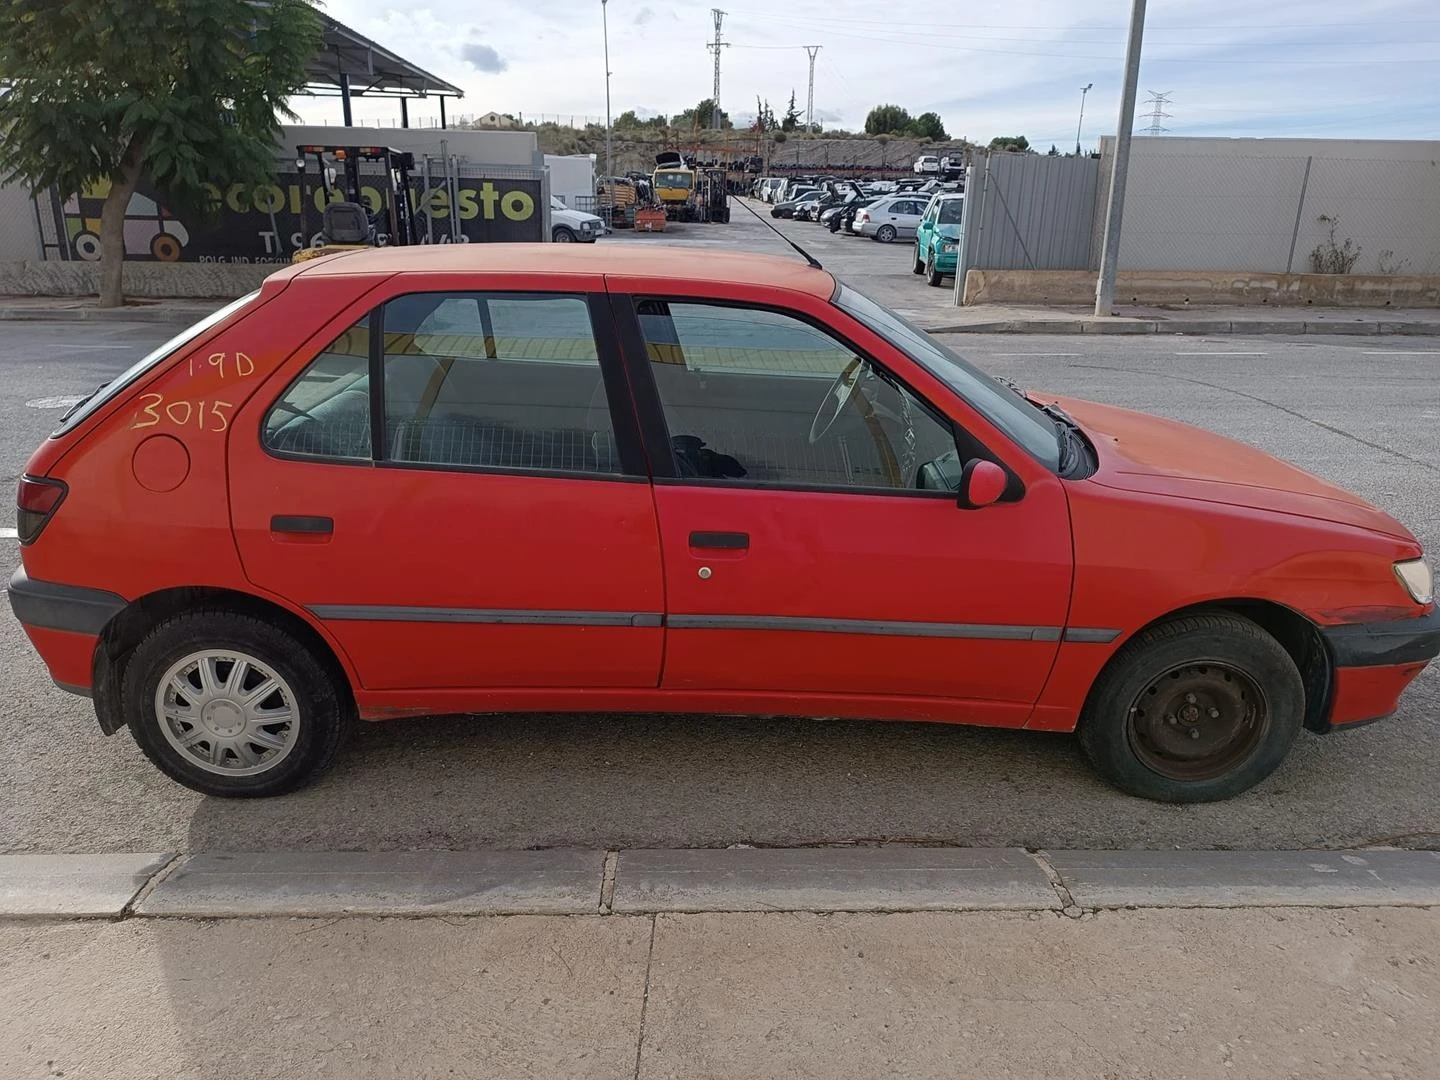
[1034,401,1086,474]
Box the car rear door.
[605,283,1074,727]
[228,276,665,693]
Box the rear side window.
[383,292,619,475]
[262,292,621,477]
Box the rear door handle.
[689,530,749,550]
[271,515,333,535]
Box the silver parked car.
[851,195,929,242]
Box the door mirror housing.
[957,459,1008,510]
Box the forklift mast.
[296,144,417,247]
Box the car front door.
[916,203,938,261]
[228,283,664,693]
[608,289,1074,727]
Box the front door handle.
[271,515,333,535]
[689,530,749,550]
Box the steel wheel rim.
[155,650,301,777]
[1125,661,1270,782]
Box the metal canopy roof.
[304,13,463,100]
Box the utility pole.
[707,9,728,129]
[1074,82,1093,155]
[804,45,821,133]
[1142,90,1172,135]
[1094,0,1147,317]
[601,0,613,217]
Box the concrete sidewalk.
[4,847,1440,918]
[0,295,222,325]
[2,904,1436,1079]
[910,299,1440,336]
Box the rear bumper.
[1318,608,1440,730]
[8,567,125,697]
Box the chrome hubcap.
[155,650,300,776]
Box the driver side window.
[634,300,958,492]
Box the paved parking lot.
[3,216,1438,855]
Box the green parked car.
[912,194,965,287]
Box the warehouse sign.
[52,172,543,264]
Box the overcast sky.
[300,0,1440,147]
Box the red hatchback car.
[10,246,1439,801]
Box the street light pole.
[1094,0,1147,317]
[601,0,614,224]
[1075,83,1093,156]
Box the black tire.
[552,226,577,243]
[926,257,944,287]
[912,246,925,274]
[1078,612,1304,803]
[123,610,353,797]
[875,225,897,243]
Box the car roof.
[274,244,837,299]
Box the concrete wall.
[1095,137,1440,275]
[962,268,1440,308]
[0,260,273,298]
[0,183,41,263]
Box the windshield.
[549,196,567,210]
[937,199,964,224]
[655,173,693,189]
[834,285,1061,471]
[52,292,260,437]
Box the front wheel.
[122,611,353,797]
[875,225,897,243]
[552,226,577,243]
[926,257,945,287]
[1078,613,1304,803]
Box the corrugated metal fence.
[957,153,1101,282]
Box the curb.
[0,305,216,325]
[2,848,1438,920]
[921,318,1440,336]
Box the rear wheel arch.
[93,587,356,735]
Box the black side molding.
[271,515,334,535]
[1321,608,1440,668]
[6,566,127,636]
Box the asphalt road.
[3,292,1439,855]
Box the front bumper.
[1318,608,1440,729]
[931,246,958,271]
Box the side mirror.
[957,459,1007,510]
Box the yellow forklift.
[292,144,418,262]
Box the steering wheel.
[808,358,866,444]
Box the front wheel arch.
[1087,599,1331,736]
[93,586,356,735]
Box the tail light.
[17,476,67,544]
[858,212,870,222]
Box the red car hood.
[1047,394,1416,542]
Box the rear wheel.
[913,246,925,274]
[123,611,353,797]
[1078,613,1304,802]
[875,225,897,243]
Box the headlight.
[940,239,956,251]
[1395,559,1434,604]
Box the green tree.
[781,90,801,132]
[615,110,643,130]
[675,98,731,130]
[987,135,1032,152]
[864,104,913,136]
[0,0,322,307]
[908,112,948,140]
